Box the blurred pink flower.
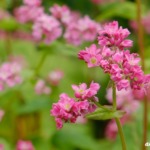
[64,16,101,45]
[0,62,23,90]
[32,14,62,44]
[16,140,35,150]
[47,69,64,86]
[14,6,44,23]
[23,0,42,6]
[35,79,51,95]
[0,144,4,150]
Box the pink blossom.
[72,81,100,100]
[47,69,64,86]
[0,144,4,150]
[0,62,23,90]
[32,14,62,44]
[0,109,5,122]
[35,79,51,95]
[75,115,87,124]
[16,140,35,150]
[64,16,101,45]
[50,4,79,25]
[51,81,100,129]
[78,44,102,67]
[14,6,44,23]
[98,21,132,50]
[23,0,41,6]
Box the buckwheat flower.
[0,62,23,90]
[50,4,79,25]
[32,14,62,44]
[35,79,51,95]
[78,44,102,67]
[47,69,64,86]
[16,140,35,150]
[24,0,41,6]
[14,6,44,23]
[98,21,132,50]
[51,90,98,129]
[72,81,100,100]
[64,16,101,45]
[0,144,4,150]
[0,109,4,122]
[75,115,87,124]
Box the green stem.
[112,82,117,110]
[5,32,12,56]
[112,82,127,150]
[115,118,127,150]
[34,51,48,76]
[94,101,110,111]
[136,0,147,149]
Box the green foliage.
[86,107,125,120]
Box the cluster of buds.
[51,81,100,129]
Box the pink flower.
[78,44,102,67]
[14,6,44,23]
[50,4,79,25]
[98,21,132,50]
[47,69,64,86]
[72,81,100,100]
[35,79,51,95]
[0,62,23,90]
[64,16,101,45]
[32,14,62,44]
[23,0,41,6]
[0,144,4,150]
[16,140,35,150]
[51,81,100,129]
[0,109,5,122]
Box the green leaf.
[96,2,140,21]
[86,107,125,120]
[0,18,18,31]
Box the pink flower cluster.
[64,16,101,45]
[14,0,44,23]
[15,3,101,45]
[32,14,62,44]
[51,81,100,129]
[35,69,64,95]
[0,62,23,91]
[105,87,140,140]
[79,21,150,91]
[16,140,35,150]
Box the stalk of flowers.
[105,88,140,140]
[14,0,44,24]
[16,140,35,150]
[50,81,100,129]
[78,21,150,92]
[0,62,23,91]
